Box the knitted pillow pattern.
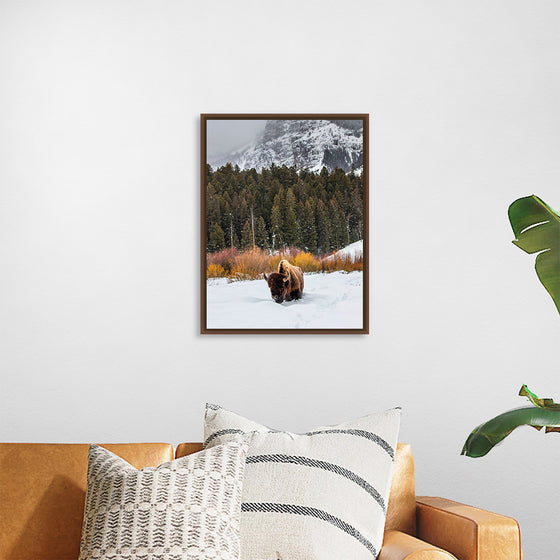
[79,441,248,560]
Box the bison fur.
[264,259,304,304]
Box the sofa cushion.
[0,443,173,560]
[385,443,416,536]
[78,441,248,560]
[204,404,401,560]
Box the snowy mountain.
[209,119,363,174]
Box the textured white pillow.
[79,441,248,560]
[204,404,401,560]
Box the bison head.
[264,272,288,304]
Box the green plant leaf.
[508,195,560,314]
[519,384,560,409]
[461,406,560,458]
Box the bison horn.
[263,273,268,281]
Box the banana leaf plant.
[462,195,560,458]
[508,195,560,314]
[462,386,560,458]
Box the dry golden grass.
[230,249,271,281]
[321,255,363,273]
[207,247,362,280]
[206,263,226,278]
[207,248,238,275]
[293,251,322,273]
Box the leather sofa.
[0,442,522,560]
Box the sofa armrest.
[379,530,457,560]
[416,496,522,560]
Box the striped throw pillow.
[204,405,401,560]
[79,441,249,560]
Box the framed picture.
[201,114,368,334]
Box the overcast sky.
[206,119,267,159]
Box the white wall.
[1,1,559,557]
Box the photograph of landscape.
[201,115,368,333]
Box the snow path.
[206,271,363,329]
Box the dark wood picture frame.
[201,113,369,334]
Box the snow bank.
[326,240,363,262]
[206,271,363,330]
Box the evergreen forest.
[206,163,363,255]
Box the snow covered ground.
[327,239,363,262]
[206,271,363,330]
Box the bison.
[264,259,304,304]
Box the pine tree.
[208,223,225,253]
[205,163,363,254]
[270,192,284,249]
[255,216,269,250]
[223,211,235,248]
[240,220,253,250]
[206,183,222,227]
[316,199,331,254]
[283,188,300,247]
[206,163,213,182]
[301,200,317,253]
[329,198,347,250]
[348,187,363,242]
